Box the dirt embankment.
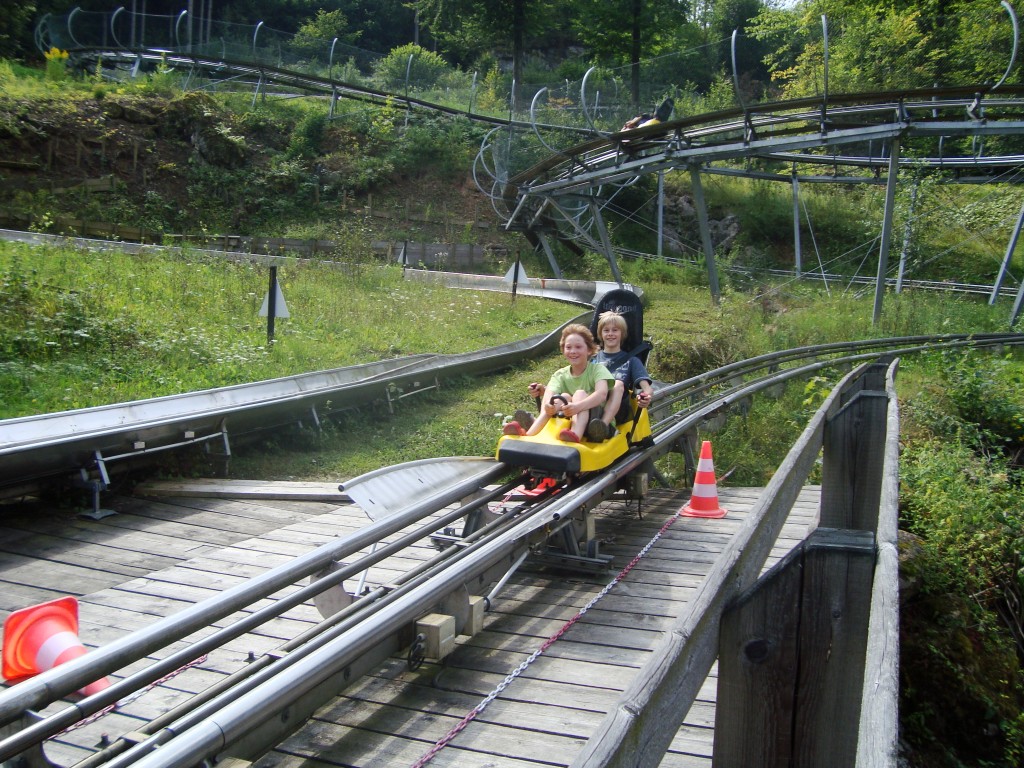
[0,89,492,242]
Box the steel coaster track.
[616,248,1024,298]
[1,332,1022,768]
[475,85,1024,279]
[69,47,589,137]
[499,86,1024,195]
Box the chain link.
[410,511,680,767]
[57,654,210,735]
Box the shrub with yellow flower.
[44,47,69,82]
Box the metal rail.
[0,332,1021,768]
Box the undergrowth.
[898,351,1024,767]
[0,240,573,417]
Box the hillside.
[0,81,512,266]
[2,70,1024,768]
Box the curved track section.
[479,87,1024,277]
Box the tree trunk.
[631,0,642,109]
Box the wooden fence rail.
[570,359,900,768]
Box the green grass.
[218,277,1020,482]
[0,239,575,418]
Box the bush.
[899,437,1024,766]
[899,351,1024,767]
[374,44,453,91]
[387,116,472,176]
[288,110,328,158]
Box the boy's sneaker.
[558,429,580,443]
[512,409,535,430]
[586,420,610,442]
[503,421,527,436]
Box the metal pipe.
[990,199,1024,303]
[580,66,600,134]
[731,29,747,112]
[689,165,721,304]
[111,496,576,768]
[531,88,561,154]
[994,1,1020,91]
[872,137,901,325]
[110,7,125,49]
[657,170,665,258]
[252,20,262,60]
[821,14,829,127]
[0,482,506,761]
[896,177,919,293]
[174,10,187,50]
[486,549,531,608]
[0,461,507,720]
[792,172,802,276]
[67,7,83,50]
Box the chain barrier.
[409,510,681,767]
[56,653,210,736]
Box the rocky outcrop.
[660,193,740,255]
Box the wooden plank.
[714,544,804,766]
[0,582,81,614]
[3,514,217,559]
[147,496,327,525]
[792,530,875,766]
[0,528,171,576]
[108,498,277,537]
[0,550,116,594]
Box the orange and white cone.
[2,596,110,697]
[681,440,727,518]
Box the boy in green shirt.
[503,324,615,443]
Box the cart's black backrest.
[590,289,651,365]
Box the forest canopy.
[2,1,1019,103]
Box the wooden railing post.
[714,528,876,767]
[819,361,890,530]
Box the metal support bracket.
[76,450,116,520]
[385,377,441,414]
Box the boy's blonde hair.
[596,311,628,339]
[560,323,599,355]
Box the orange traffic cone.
[681,440,727,518]
[2,596,110,696]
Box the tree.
[373,42,451,90]
[750,0,1024,100]
[417,0,569,100]
[0,1,38,60]
[570,0,693,107]
[708,0,771,101]
[289,9,361,61]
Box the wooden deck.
[0,480,819,767]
